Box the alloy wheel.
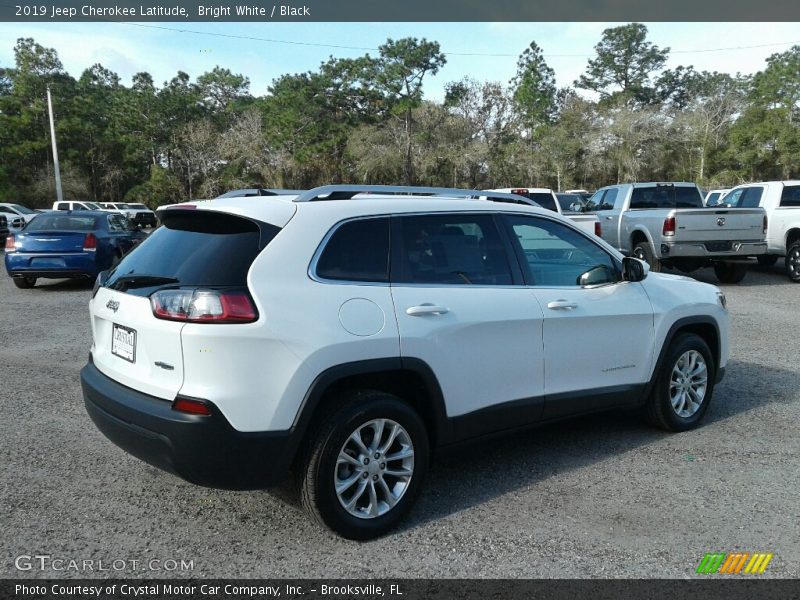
[669,350,708,418]
[334,419,414,519]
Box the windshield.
[128,203,148,209]
[25,215,97,232]
[84,202,102,210]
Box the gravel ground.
[1,257,798,579]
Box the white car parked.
[0,203,39,230]
[721,181,800,281]
[704,188,731,207]
[82,184,729,539]
[100,202,157,228]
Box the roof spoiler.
[293,185,536,205]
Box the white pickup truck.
[720,181,800,282]
[590,182,767,284]
[485,188,601,237]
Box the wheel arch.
[785,227,800,250]
[645,316,721,399]
[630,227,651,248]
[288,358,450,468]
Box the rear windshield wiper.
[107,274,179,290]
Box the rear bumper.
[5,252,99,278]
[81,362,294,489]
[660,240,767,259]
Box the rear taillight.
[151,289,257,324]
[763,215,768,235]
[172,397,212,416]
[662,216,676,237]
[83,233,97,252]
[4,235,15,252]
[594,221,602,237]
[511,188,528,195]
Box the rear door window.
[315,218,390,282]
[104,211,279,296]
[393,214,513,285]
[780,186,800,208]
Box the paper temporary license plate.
[111,323,137,363]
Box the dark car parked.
[4,211,147,289]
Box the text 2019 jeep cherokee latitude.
[81,185,729,539]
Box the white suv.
[82,185,729,539]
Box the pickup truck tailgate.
[675,208,765,242]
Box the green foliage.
[576,23,669,105]
[123,165,184,208]
[0,30,796,206]
[510,41,556,130]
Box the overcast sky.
[1,22,798,99]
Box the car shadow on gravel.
[388,357,794,533]
[29,278,95,292]
[662,260,793,287]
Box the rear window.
[521,192,557,212]
[25,215,97,232]
[780,186,800,208]
[316,218,390,282]
[630,186,703,209]
[556,194,582,212]
[105,211,278,295]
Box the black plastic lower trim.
[81,362,294,489]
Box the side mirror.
[622,256,648,282]
[578,264,615,286]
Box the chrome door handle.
[406,304,449,316]
[547,300,578,310]
[605,216,614,220]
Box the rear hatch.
[90,209,280,400]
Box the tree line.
[0,23,798,208]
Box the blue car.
[4,211,147,289]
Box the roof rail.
[293,184,536,205]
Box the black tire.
[632,241,661,272]
[786,241,800,283]
[298,390,429,540]
[12,276,37,289]
[644,333,715,432]
[757,255,778,268]
[713,261,747,284]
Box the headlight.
[717,291,727,310]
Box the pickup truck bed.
[591,182,767,284]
